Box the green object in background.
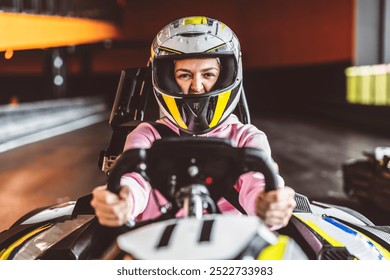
[372,65,389,105]
[345,67,359,104]
[359,66,372,105]
[345,64,390,106]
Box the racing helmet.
[150,16,243,135]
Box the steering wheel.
[107,137,279,216]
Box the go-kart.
[0,67,389,260]
[343,147,390,213]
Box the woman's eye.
[177,73,191,79]
[204,72,217,78]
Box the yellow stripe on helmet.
[162,95,188,129]
[257,235,289,260]
[182,16,208,25]
[206,43,226,53]
[0,223,53,260]
[209,90,231,128]
[159,46,183,55]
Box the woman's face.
[174,58,220,94]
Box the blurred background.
[0,0,389,231]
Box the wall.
[0,0,355,74]
[0,0,357,120]
[117,0,354,69]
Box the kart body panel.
[114,215,306,260]
[1,192,388,260]
[343,147,390,212]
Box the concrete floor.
[0,113,389,232]
[255,113,389,225]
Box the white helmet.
[150,16,243,135]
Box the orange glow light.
[0,12,123,51]
[4,49,14,59]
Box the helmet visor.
[154,54,237,95]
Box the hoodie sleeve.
[120,122,161,218]
[234,126,286,222]
[120,174,152,219]
[237,172,285,216]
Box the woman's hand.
[255,186,296,227]
[90,185,134,227]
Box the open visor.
[153,53,237,95]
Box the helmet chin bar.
[181,99,212,134]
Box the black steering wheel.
[107,137,279,216]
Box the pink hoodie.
[120,114,283,221]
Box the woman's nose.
[190,76,204,94]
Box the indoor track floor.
[0,113,389,232]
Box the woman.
[91,16,296,229]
